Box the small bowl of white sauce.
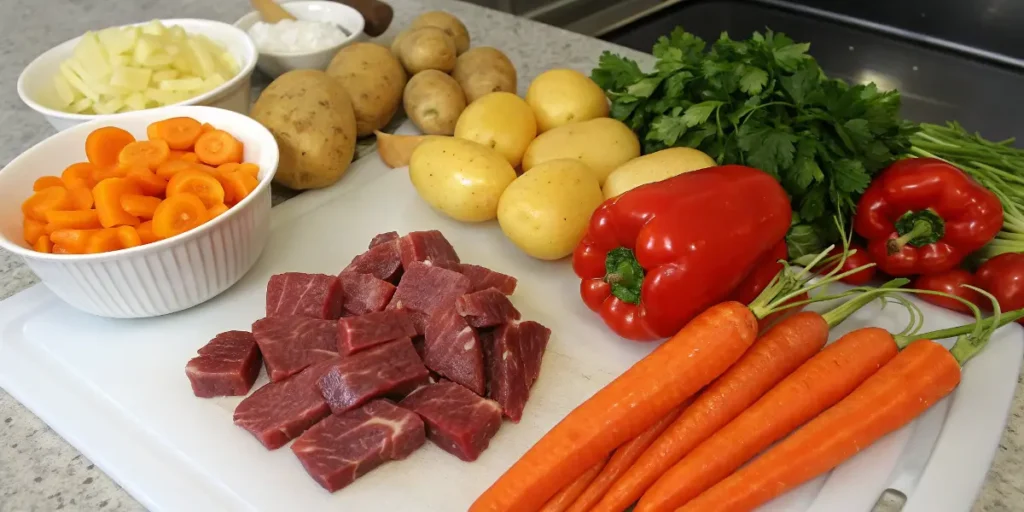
[234,1,365,78]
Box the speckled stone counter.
[1,1,1022,511]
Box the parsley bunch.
[591,28,917,256]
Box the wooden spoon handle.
[250,0,296,23]
[335,0,393,37]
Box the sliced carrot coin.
[33,176,66,192]
[136,221,160,244]
[92,178,141,228]
[168,149,188,161]
[52,244,69,254]
[85,228,123,254]
[152,193,209,239]
[194,130,243,166]
[125,166,167,197]
[147,117,203,150]
[92,165,129,182]
[44,210,101,232]
[118,139,170,170]
[156,159,200,180]
[237,163,260,179]
[22,186,72,222]
[49,229,96,254]
[120,194,162,219]
[86,126,136,168]
[33,236,53,253]
[216,163,241,175]
[167,169,226,208]
[69,187,94,210]
[23,218,46,245]
[61,162,97,189]
[180,152,200,163]
[116,225,142,249]
[223,171,259,204]
[200,123,217,134]
[208,203,229,219]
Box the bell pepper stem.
[888,209,946,255]
[604,248,645,305]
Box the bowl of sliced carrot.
[0,105,278,318]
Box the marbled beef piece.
[398,230,460,268]
[337,309,418,355]
[266,273,344,320]
[400,381,502,462]
[456,288,522,328]
[342,240,403,283]
[485,321,551,422]
[317,338,430,414]
[291,400,425,492]
[368,231,400,249]
[185,331,262,398]
[423,306,485,395]
[387,261,471,318]
[251,316,338,382]
[337,272,396,316]
[458,264,517,295]
[233,359,338,449]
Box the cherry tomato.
[815,243,877,286]
[976,253,1024,323]
[912,269,984,315]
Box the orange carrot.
[118,139,170,170]
[156,159,200,181]
[85,126,135,168]
[93,178,141,228]
[147,117,202,150]
[200,122,217,134]
[91,165,129,182]
[23,218,46,245]
[136,221,160,244]
[540,458,609,512]
[152,193,210,239]
[635,326,898,512]
[116,225,142,249]
[679,339,961,512]
[568,404,685,512]
[194,129,243,166]
[69,187,94,210]
[49,229,96,254]
[52,244,69,254]
[22,186,72,222]
[180,152,200,163]
[120,194,162,219]
[221,171,259,204]
[469,302,759,512]
[61,162,97,189]
[166,169,225,207]
[85,228,123,253]
[44,210,101,232]
[125,167,167,197]
[33,176,65,192]
[237,162,260,179]
[207,203,229,219]
[33,236,52,253]
[756,292,808,334]
[592,311,829,512]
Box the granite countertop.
[0,1,1022,511]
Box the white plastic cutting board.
[1,137,1021,512]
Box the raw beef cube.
[369,231,399,249]
[456,288,522,328]
[412,336,427,360]
[459,264,518,295]
[338,272,396,316]
[398,230,460,267]
[485,321,551,422]
[388,261,471,316]
[266,273,344,320]
[318,338,430,414]
[399,381,502,462]
[185,331,262,398]
[343,239,403,283]
[252,316,338,382]
[424,307,485,395]
[233,359,337,449]
[337,309,419,355]
[291,400,425,492]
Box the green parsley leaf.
[737,123,798,176]
[739,67,769,94]
[773,42,811,71]
[648,113,688,146]
[682,101,723,128]
[832,159,872,193]
[591,52,644,90]
[779,66,819,105]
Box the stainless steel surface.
[599,0,1024,143]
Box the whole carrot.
[470,301,759,512]
[591,282,900,512]
[678,306,1024,512]
[566,404,686,512]
[539,457,608,512]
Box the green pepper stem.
[604,248,645,305]
[888,221,931,254]
[888,209,945,255]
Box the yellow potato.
[398,27,457,74]
[451,47,517,103]
[602,147,718,199]
[403,69,466,135]
[409,138,517,222]
[521,117,639,185]
[454,92,537,168]
[497,159,604,260]
[526,69,609,132]
[410,11,470,55]
[390,30,410,56]
[375,131,447,168]
[326,43,406,136]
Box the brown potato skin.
[403,70,467,136]
[327,43,407,137]
[398,27,457,75]
[250,70,357,190]
[451,47,517,103]
[410,11,471,54]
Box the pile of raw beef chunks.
[184,230,551,492]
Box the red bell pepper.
[854,158,1003,276]
[572,165,792,341]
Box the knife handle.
[336,0,394,37]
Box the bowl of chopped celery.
[17,19,258,132]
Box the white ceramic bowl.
[0,106,278,318]
[234,1,365,78]
[17,19,258,132]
